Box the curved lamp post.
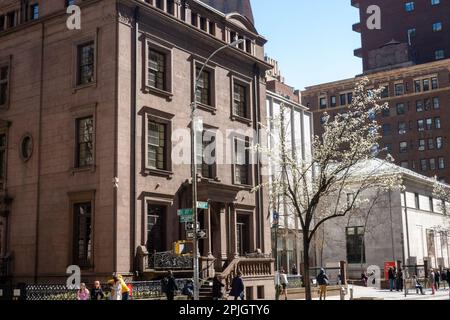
[191,38,245,300]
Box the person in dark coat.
[162,270,178,301]
[91,281,105,300]
[291,265,298,276]
[435,271,440,290]
[229,271,245,300]
[212,275,225,300]
[447,269,450,288]
[396,268,404,292]
[316,268,329,300]
[388,267,396,292]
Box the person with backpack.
[316,268,329,300]
[162,270,178,301]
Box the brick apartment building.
[0,0,276,298]
[302,0,450,182]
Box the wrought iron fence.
[148,251,193,270]
[18,279,192,301]
[286,275,303,288]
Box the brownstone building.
[0,0,275,298]
[302,1,450,183]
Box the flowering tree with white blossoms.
[256,77,402,300]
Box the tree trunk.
[303,238,312,300]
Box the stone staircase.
[199,279,214,300]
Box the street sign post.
[185,222,200,231]
[178,208,193,216]
[197,201,209,209]
[197,230,208,239]
[180,215,194,223]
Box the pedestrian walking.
[446,269,450,290]
[429,269,436,295]
[162,270,178,301]
[435,271,440,290]
[279,269,289,300]
[109,275,123,300]
[229,271,245,300]
[91,281,105,300]
[396,268,404,292]
[117,275,131,300]
[316,268,329,301]
[212,275,225,300]
[388,267,396,292]
[77,283,90,300]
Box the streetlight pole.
[191,38,245,301]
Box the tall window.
[330,96,337,107]
[233,83,248,118]
[196,67,211,106]
[431,77,438,90]
[0,66,8,106]
[435,117,441,129]
[76,117,94,168]
[234,139,250,185]
[421,159,428,171]
[73,203,92,267]
[347,92,353,104]
[405,2,415,11]
[417,120,425,132]
[77,42,95,85]
[432,22,442,32]
[148,121,166,170]
[398,122,407,135]
[382,124,391,136]
[400,141,408,153]
[430,158,436,170]
[319,97,327,109]
[396,103,406,115]
[346,227,365,264]
[439,157,445,170]
[197,131,215,179]
[30,3,39,20]
[418,139,425,151]
[435,49,445,60]
[147,205,165,253]
[416,100,424,112]
[433,97,440,109]
[148,49,166,90]
[426,229,436,258]
[395,83,404,96]
[0,134,6,190]
[436,137,443,149]
[339,94,346,106]
[423,79,430,91]
[414,80,421,93]
[426,118,433,130]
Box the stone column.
[230,204,239,258]
[205,202,212,257]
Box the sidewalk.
[311,285,450,300]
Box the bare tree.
[256,78,401,300]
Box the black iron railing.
[148,251,193,270]
[21,279,192,300]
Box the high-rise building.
[302,1,450,183]
[352,0,450,73]
[0,0,275,299]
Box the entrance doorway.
[237,214,250,256]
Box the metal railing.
[148,251,193,270]
[6,279,193,301]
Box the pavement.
[311,285,450,300]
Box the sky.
[251,0,363,90]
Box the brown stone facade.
[302,59,450,182]
[352,0,450,73]
[0,0,275,298]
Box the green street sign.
[197,201,209,209]
[177,208,193,216]
[180,215,194,223]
